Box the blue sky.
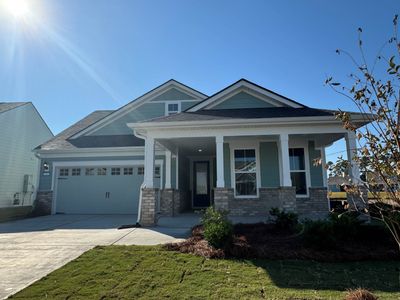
[0,0,398,161]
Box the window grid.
[234,149,257,197]
[289,148,307,195]
[111,167,121,175]
[71,168,81,176]
[85,168,95,176]
[97,168,107,176]
[137,166,144,175]
[124,167,133,175]
[59,168,69,176]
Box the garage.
[54,162,161,214]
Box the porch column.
[216,135,225,188]
[279,133,292,186]
[345,131,360,182]
[144,137,155,188]
[165,150,172,189]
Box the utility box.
[23,174,34,193]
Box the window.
[97,168,107,176]
[289,148,307,195]
[166,102,180,115]
[111,167,120,175]
[124,167,133,175]
[59,168,69,176]
[155,166,160,178]
[71,168,81,176]
[234,149,257,196]
[85,168,95,176]
[138,166,144,175]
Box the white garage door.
[55,164,161,214]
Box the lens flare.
[3,0,30,18]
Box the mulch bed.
[163,223,399,262]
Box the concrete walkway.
[0,214,198,299]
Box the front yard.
[11,246,400,299]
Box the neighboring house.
[34,79,369,224]
[0,102,53,221]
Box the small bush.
[344,288,377,300]
[329,211,364,240]
[269,208,299,232]
[202,207,233,249]
[303,219,336,249]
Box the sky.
[0,0,399,162]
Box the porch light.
[198,149,203,152]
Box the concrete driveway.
[0,214,199,299]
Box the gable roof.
[37,110,114,151]
[71,79,208,138]
[0,102,29,114]
[186,79,306,111]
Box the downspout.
[133,129,147,226]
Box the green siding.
[91,102,165,135]
[260,142,280,187]
[212,91,276,110]
[223,143,231,188]
[151,88,195,101]
[308,141,324,187]
[181,101,201,111]
[171,156,177,189]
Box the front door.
[193,161,210,208]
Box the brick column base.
[297,187,329,220]
[278,187,296,212]
[140,188,158,226]
[213,188,233,211]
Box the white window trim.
[229,141,261,199]
[287,140,311,198]
[165,101,181,116]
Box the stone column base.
[32,191,53,216]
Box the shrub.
[344,288,377,300]
[269,208,299,232]
[302,219,336,249]
[201,207,233,249]
[329,211,364,240]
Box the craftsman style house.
[34,79,368,225]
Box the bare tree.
[326,15,400,250]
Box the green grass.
[11,246,400,299]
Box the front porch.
[137,129,362,226]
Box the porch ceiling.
[157,137,216,156]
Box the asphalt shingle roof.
[141,107,337,123]
[0,102,29,114]
[38,110,116,150]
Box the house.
[0,102,53,221]
[34,79,369,225]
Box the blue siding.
[223,143,231,188]
[259,142,280,187]
[308,141,324,187]
[151,88,196,101]
[212,91,276,110]
[90,103,165,135]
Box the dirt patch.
[164,223,399,262]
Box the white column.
[279,133,292,186]
[144,137,155,188]
[165,150,172,189]
[345,131,361,182]
[321,147,328,187]
[216,135,225,188]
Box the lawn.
[11,246,400,299]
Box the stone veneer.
[296,187,330,220]
[140,188,158,226]
[32,191,53,216]
[159,189,188,217]
[214,187,297,219]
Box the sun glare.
[3,0,30,18]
